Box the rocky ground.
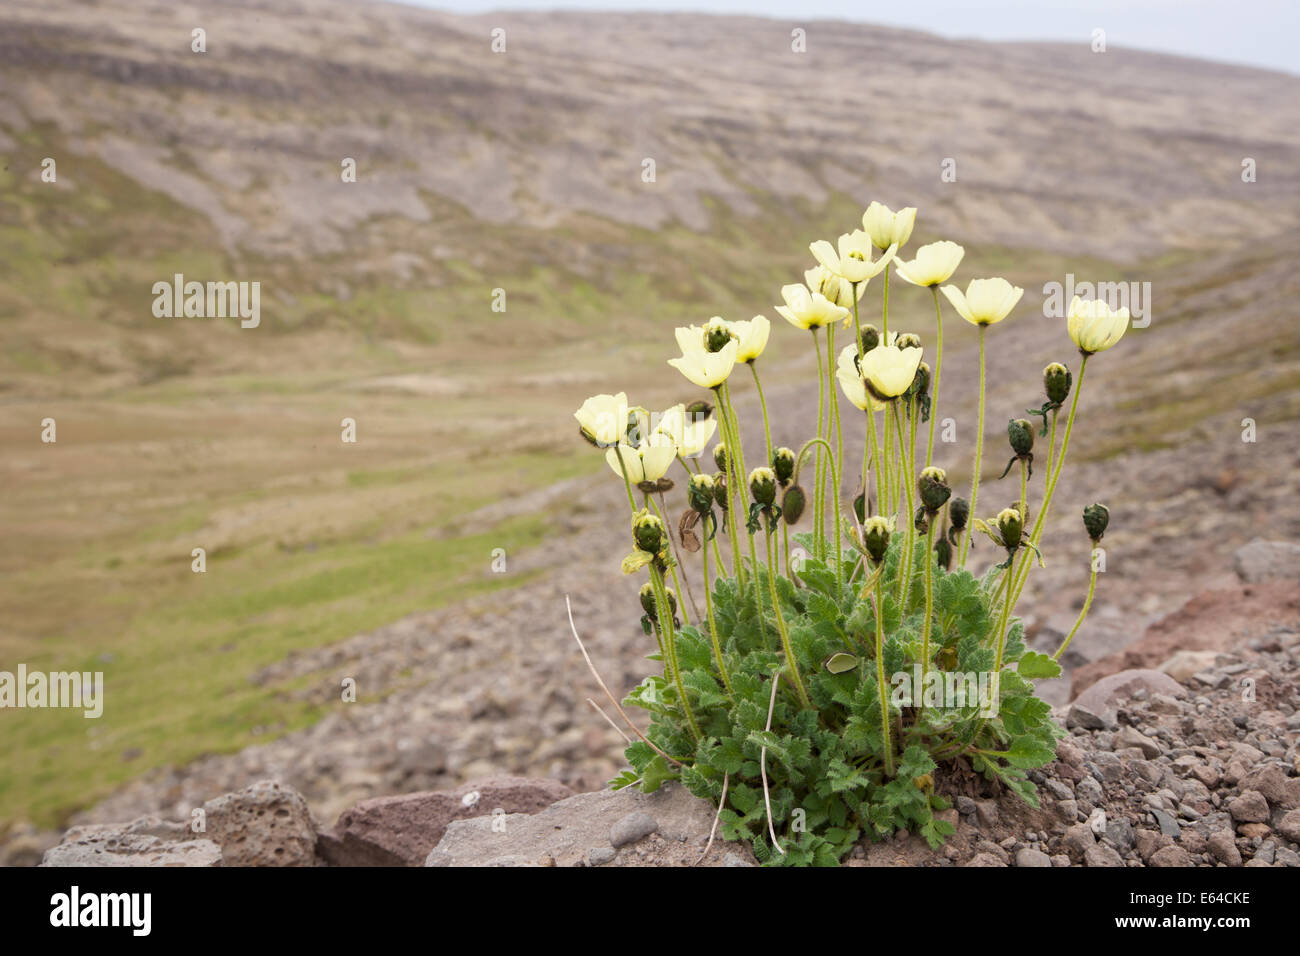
[16,539,1299,868]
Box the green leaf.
[824,652,859,674]
[1017,651,1062,679]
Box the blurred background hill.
[1,0,1298,834]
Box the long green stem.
[991,550,1016,674]
[647,493,693,626]
[892,401,917,608]
[865,407,884,523]
[959,326,988,567]
[1053,559,1098,660]
[871,581,894,776]
[1010,358,1089,611]
[713,386,745,587]
[827,323,846,580]
[767,523,811,709]
[613,445,637,512]
[701,534,733,696]
[811,329,827,557]
[651,563,700,739]
[750,362,774,465]
[919,521,937,711]
[719,383,767,647]
[926,287,944,468]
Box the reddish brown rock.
[1071,582,1300,697]
[318,776,573,866]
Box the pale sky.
[383,0,1299,75]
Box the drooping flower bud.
[712,472,728,510]
[995,507,1023,551]
[1083,502,1110,543]
[934,536,953,571]
[917,466,951,515]
[632,509,665,554]
[914,505,929,534]
[749,467,777,507]
[948,496,969,533]
[909,361,931,399]
[639,581,677,621]
[782,484,806,525]
[1008,418,1035,458]
[772,447,796,486]
[1043,362,1072,406]
[853,489,865,524]
[639,581,658,618]
[862,516,892,564]
[688,473,715,514]
[712,443,727,472]
[859,324,880,353]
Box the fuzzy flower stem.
[1010,358,1089,612]
[811,328,827,558]
[719,383,768,648]
[959,325,988,567]
[992,549,1017,675]
[701,532,733,697]
[1054,558,1099,661]
[926,286,944,468]
[919,520,938,712]
[712,386,746,587]
[650,563,700,740]
[794,436,842,586]
[750,362,774,466]
[892,401,917,609]
[649,491,695,626]
[871,580,895,776]
[766,521,811,710]
[613,445,637,513]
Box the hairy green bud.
[996,507,1023,551]
[934,536,953,571]
[917,466,951,515]
[782,484,806,525]
[859,324,880,353]
[1008,418,1034,457]
[895,332,922,350]
[862,516,892,564]
[1083,502,1110,543]
[948,496,970,532]
[639,582,676,621]
[712,472,728,510]
[632,509,665,554]
[909,361,931,399]
[685,399,714,421]
[713,443,728,472]
[773,446,796,486]
[1044,362,1072,406]
[749,467,777,506]
[688,473,715,514]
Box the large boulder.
[318,776,573,866]
[41,816,222,867]
[200,780,319,867]
[1233,539,1300,583]
[426,782,752,867]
